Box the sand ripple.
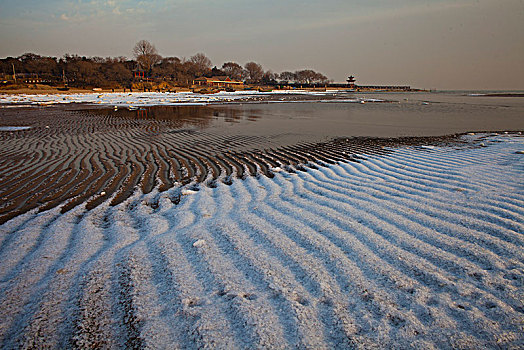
[0,131,522,348]
[1,107,441,225]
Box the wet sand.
[0,94,523,225]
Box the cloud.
[59,11,87,22]
[286,1,477,32]
[53,0,150,23]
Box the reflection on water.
[87,92,524,138]
[90,105,260,129]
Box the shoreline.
[0,111,482,225]
[0,86,432,96]
[0,99,522,224]
[1,85,523,97]
[0,103,519,224]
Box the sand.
[0,92,523,348]
[0,133,522,348]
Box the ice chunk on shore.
[0,90,386,107]
[193,239,206,248]
[0,126,31,131]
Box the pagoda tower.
[347,75,356,89]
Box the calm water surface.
[91,91,524,145]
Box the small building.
[347,75,356,89]
[193,76,243,89]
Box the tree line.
[0,40,331,88]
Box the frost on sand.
[0,134,523,349]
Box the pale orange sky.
[0,0,523,90]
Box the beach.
[0,91,523,348]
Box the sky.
[0,0,523,90]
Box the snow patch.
[0,91,383,107]
[0,126,31,131]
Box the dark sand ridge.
[0,95,523,224]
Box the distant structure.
[343,74,412,91]
[355,84,412,91]
[347,75,356,89]
[134,71,146,79]
[193,76,244,89]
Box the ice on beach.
[181,188,199,195]
[192,239,207,248]
[0,134,522,348]
[0,126,32,131]
[0,90,382,107]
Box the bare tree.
[105,62,133,85]
[19,53,58,78]
[294,69,328,84]
[279,71,296,84]
[1,47,334,89]
[221,62,243,80]
[189,53,212,77]
[244,61,264,84]
[261,70,276,85]
[133,40,161,72]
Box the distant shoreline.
[2,87,524,96]
[0,86,192,95]
[0,83,425,95]
[475,93,524,97]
